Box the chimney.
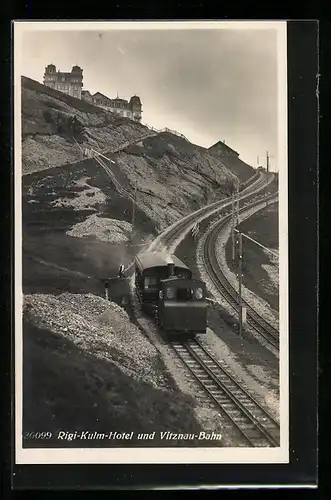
[167,262,175,277]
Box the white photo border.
[14,20,288,465]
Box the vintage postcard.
[14,20,288,464]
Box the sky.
[18,24,284,170]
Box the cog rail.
[171,339,280,447]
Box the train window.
[195,288,203,300]
[165,287,175,299]
[144,277,158,289]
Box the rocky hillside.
[22,77,151,174]
[22,76,242,232]
[208,154,255,182]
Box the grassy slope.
[21,76,149,175]
[22,76,110,115]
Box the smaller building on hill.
[82,91,142,122]
[43,64,83,99]
[208,140,239,157]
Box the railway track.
[147,171,279,350]
[171,338,280,447]
[203,195,279,350]
[150,171,276,254]
[25,170,280,450]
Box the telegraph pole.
[231,187,235,264]
[238,231,243,337]
[234,226,280,336]
[235,182,240,227]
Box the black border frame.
[2,18,319,490]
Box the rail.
[149,170,276,254]
[202,194,279,349]
[172,339,280,447]
[239,170,261,191]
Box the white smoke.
[160,250,174,265]
[149,249,174,265]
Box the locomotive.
[134,251,207,337]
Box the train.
[134,251,207,337]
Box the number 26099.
[23,431,52,439]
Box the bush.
[43,110,54,124]
[54,112,85,142]
[221,179,236,196]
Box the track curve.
[203,196,279,350]
[149,171,276,254]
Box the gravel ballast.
[52,182,107,211]
[66,214,132,244]
[24,292,168,388]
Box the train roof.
[135,251,190,272]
